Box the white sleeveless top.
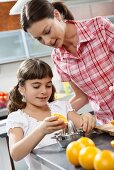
[6,100,73,170]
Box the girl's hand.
[40,116,67,135]
[80,113,96,133]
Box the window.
[0,30,27,64]
[0,29,52,64]
[25,32,53,58]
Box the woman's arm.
[8,116,66,161]
[69,80,89,111]
[67,110,96,133]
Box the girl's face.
[21,77,53,107]
[27,10,66,48]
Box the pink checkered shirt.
[51,16,114,124]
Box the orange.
[51,113,68,123]
[66,141,85,166]
[79,146,101,170]
[111,120,114,125]
[77,137,95,147]
[111,140,114,148]
[94,150,114,170]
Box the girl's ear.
[18,85,25,95]
[54,9,62,21]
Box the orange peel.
[51,113,68,123]
[111,140,114,148]
[111,120,114,125]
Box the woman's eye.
[45,29,50,35]
[37,37,42,41]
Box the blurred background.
[0,0,114,169]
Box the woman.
[20,0,114,125]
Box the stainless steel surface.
[0,108,8,118]
[32,133,114,170]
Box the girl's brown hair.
[21,0,74,32]
[8,58,56,113]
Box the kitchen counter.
[0,119,15,170]
[0,119,6,137]
[0,108,8,119]
[32,133,114,170]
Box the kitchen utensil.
[52,120,85,148]
[94,123,114,136]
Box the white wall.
[0,56,64,93]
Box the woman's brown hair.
[8,58,56,113]
[21,0,74,32]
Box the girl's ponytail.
[8,84,26,113]
[52,2,74,20]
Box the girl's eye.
[33,86,40,89]
[46,85,52,88]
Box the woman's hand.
[80,112,96,133]
[40,116,67,135]
[109,85,114,94]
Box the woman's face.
[27,10,66,48]
[21,77,53,107]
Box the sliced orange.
[110,140,114,148]
[111,120,114,125]
[52,113,68,123]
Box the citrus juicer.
[52,120,85,148]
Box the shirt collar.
[75,20,95,49]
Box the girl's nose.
[41,86,47,94]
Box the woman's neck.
[64,22,78,47]
[63,22,79,56]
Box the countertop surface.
[0,108,8,118]
[0,119,7,137]
[32,133,114,170]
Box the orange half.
[111,120,114,125]
[111,140,114,148]
[52,113,68,123]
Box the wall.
[68,0,114,20]
[0,1,20,31]
[1,0,114,31]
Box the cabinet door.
[0,30,27,64]
[0,137,13,170]
[25,32,53,57]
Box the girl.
[6,58,95,170]
[20,0,114,125]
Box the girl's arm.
[8,116,66,161]
[69,80,89,110]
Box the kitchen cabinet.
[0,119,14,170]
[0,29,52,64]
[0,108,8,118]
